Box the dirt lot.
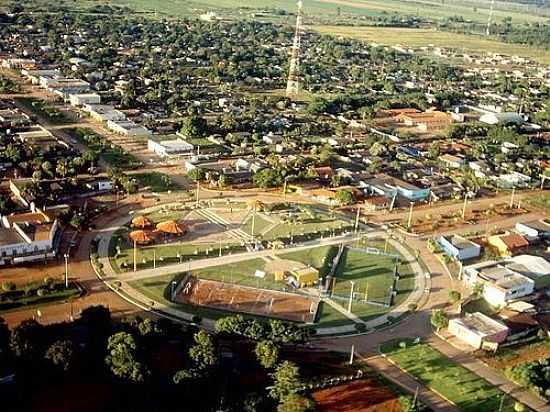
[175,275,319,323]
[312,379,403,412]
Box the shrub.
[355,323,367,332]
[36,288,48,297]
[1,281,16,292]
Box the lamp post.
[64,253,69,288]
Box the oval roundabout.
[91,198,428,337]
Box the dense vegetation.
[0,308,318,412]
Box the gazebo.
[132,215,153,229]
[129,230,153,245]
[156,220,186,235]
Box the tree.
[105,332,148,383]
[10,319,44,358]
[277,394,315,412]
[428,143,441,159]
[269,361,302,401]
[253,168,283,189]
[188,167,206,182]
[0,317,9,356]
[448,290,461,304]
[336,190,354,206]
[255,340,279,369]
[45,340,74,371]
[189,330,217,369]
[430,310,449,331]
[173,368,202,384]
[180,115,208,138]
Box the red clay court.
[174,275,319,323]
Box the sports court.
[174,274,319,323]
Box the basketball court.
[174,274,319,323]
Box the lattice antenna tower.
[286,1,304,99]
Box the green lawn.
[0,282,81,313]
[279,245,337,277]
[241,214,273,237]
[132,172,179,193]
[381,339,519,412]
[110,229,245,273]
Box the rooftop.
[0,227,25,246]
[443,234,480,250]
[454,312,508,337]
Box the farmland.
[312,26,550,65]
[114,0,548,23]
[2,0,547,23]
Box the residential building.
[365,174,431,202]
[479,112,524,126]
[396,110,453,131]
[505,255,550,289]
[463,260,535,307]
[488,233,529,257]
[107,120,152,137]
[437,235,481,261]
[83,104,126,122]
[364,196,389,211]
[147,135,194,158]
[69,93,101,107]
[515,220,550,242]
[0,210,61,266]
[439,154,466,169]
[448,312,509,350]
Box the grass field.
[525,193,550,212]
[103,0,548,23]
[381,339,519,412]
[132,172,179,193]
[312,26,550,65]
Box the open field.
[312,379,403,412]
[381,339,519,412]
[5,0,545,23]
[105,0,548,23]
[174,274,319,323]
[312,26,550,65]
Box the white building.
[69,93,101,107]
[448,312,509,350]
[107,120,152,137]
[0,211,60,266]
[147,135,194,158]
[83,104,126,122]
[479,112,524,126]
[463,261,535,307]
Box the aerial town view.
[0,0,549,411]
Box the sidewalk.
[429,335,550,412]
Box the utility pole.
[407,202,414,229]
[219,238,223,257]
[354,206,361,233]
[195,180,200,208]
[349,345,355,365]
[133,239,137,272]
[347,281,355,313]
[251,207,256,243]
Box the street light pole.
[64,253,69,288]
[347,281,355,313]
